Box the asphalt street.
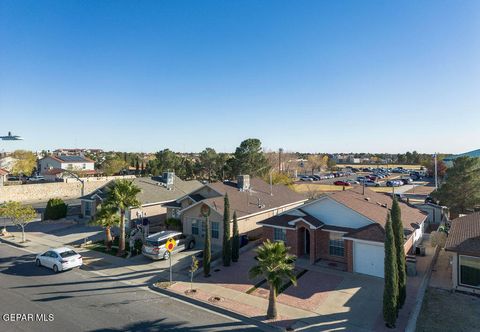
[0,243,259,332]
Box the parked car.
[363,180,380,187]
[310,175,321,181]
[400,178,412,185]
[35,247,83,273]
[28,175,45,183]
[6,176,20,181]
[386,180,402,187]
[334,180,350,186]
[299,176,314,181]
[346,179,360,184]
[142,231,195,260]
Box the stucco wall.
[0,181,110,203]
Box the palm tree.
[105,180,141,256]
[91,205,120,252]
[249,240,297,319]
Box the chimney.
[163,172,174,190]
[237,175,250,191]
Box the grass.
[416,287,480,332]
[293,183,352,193]
[86,241,129,258]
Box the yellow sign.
[166,237,177,252]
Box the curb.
[0,237,29,248]
[148,284,283,332]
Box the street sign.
[166,237,177,252]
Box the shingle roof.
[445,212,480,256]
[345,223,386,243]
[259,213,324,229]
[44,155,95,163]
[328,186,426,232]
[81,176,203,205]
[191,178,307,219]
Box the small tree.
[231,211,240,262]
[383,212,398,328]
[90,205,120,251]
[222,194,232,266]
[104,180,141,256]
[189,256,199,291]
[0,201,37,242]
[391,198,407,310]
[249,240,297,319]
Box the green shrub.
[44,198,68,220]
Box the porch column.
[310,228,315,264]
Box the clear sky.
[0,0,479,154]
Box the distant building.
[38,155,95,175]
[0,168,9,186]
[53,148,103,157]
[443,149,480,167]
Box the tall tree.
[391,198,407,310]
[231,211,239,262]
[104,180,141,256]
[249,240,297,319]
[199,148,218,181]
[222,194,232,266]
[231,138,270,177]
[432,156,480,216]
[11,150,37,176]
[201,204,211,277]
[383,212,398,328]
[102,157,128,176]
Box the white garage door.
[353,241,384,278]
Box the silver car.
[142,231,195,260]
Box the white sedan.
[36,247,83,273]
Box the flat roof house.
[260,187,427,278]
[166,175,307,247]
[445,212,480,294]
[81,173,203,226]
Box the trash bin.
[406,255,417,276]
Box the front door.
[305,229,310,255]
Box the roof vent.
[364,197,370,201]
[381,203,388,208]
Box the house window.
[459,255,480,288]
[211,222,219,239]
[191,220,200,235]
[67,164,73,170]
[274,228,287,242]
[329,232,344,257]
[82,163,86,169]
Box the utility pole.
[278,148,283,173]
[434,153,438,190]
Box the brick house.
[165,175,307,247]
[260,187,427,278]
[445,212,480,294]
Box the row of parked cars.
[299,171,353,181]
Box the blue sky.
[1,1,479,154]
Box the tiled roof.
[197,178,307,219]
[43,155,95,163]
[445,212,480,256]
[0,168,9,176]
[259,213,324,229]
[328,186,426,232]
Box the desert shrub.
[44,198,68,220]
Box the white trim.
[236,200,307,221]
[261,224,292,230]
[287,217,318,230]
[323,229,348,234]
[458,254,480,289]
